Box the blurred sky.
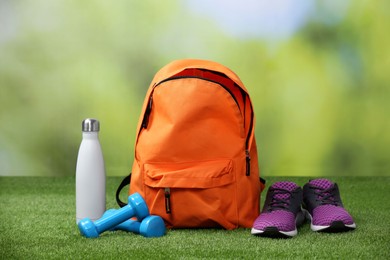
[185,0,349,40]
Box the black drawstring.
[115,174,131,207]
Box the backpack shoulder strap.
[115,174,131,207]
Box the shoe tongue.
[309,179,338,205]
[271,182,298,200]
[272,181,299,191]
[309,179,334,189]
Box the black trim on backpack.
[154,76,241,114]
[116,174,131,207]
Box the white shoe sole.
[251,227,297,237]
[304,209,356,232]
[251,209,305,238]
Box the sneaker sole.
[304,209,356,232]
[251,226,297,238]
[251,209,305,238]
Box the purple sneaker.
[251,182,305,238]
[303,179,356,232]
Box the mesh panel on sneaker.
[252,210,296,232]
[313,205,355,226]
[272,182,299,200]
[272,182,299,191]
[307,179,336,205]
[309,179,333,189]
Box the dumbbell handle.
[103,209,166,237]
[115,219,140,232]
[102,209,140,232]
[94,205,136,234]
[116,216,166,237]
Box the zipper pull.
[245,150,251,176]
[142,96,153,129]
[164,188,171,214]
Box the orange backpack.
[116,59,265,229]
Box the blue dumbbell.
[78,192,149,238]
[103,209,166,237]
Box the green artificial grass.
[0,176,389,259]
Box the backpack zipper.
[245,96,254,176]
[141,95,153,129]
[164,188,171,214]
[157,76,241,113]
[245,149,251,176]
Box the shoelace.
[311,186,339,206]
[268,188,292,211]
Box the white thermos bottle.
[76,118,106,224]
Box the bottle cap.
[82,118,100,132]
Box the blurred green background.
[0,0,389,177]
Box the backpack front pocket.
[143,159,238,229]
